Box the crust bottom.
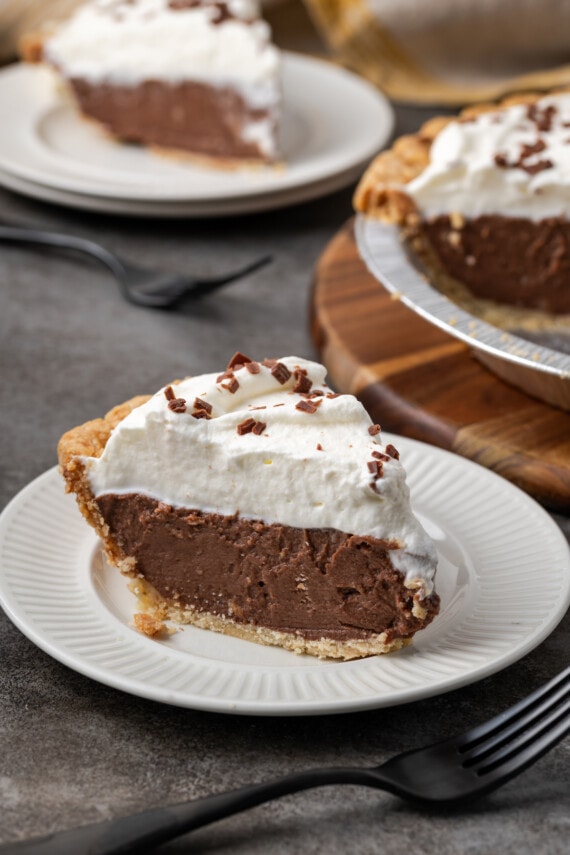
[128,573,412,660]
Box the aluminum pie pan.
[355,215,570,412]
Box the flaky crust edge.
[57,395,150,554]
[353,88,570,224]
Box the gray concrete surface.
[1,104,569,854]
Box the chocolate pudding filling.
[420,214,570,314]
[68,77,275,161]
[96,494,439,643]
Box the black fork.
[0,225,272,308]
[2,666,568,855]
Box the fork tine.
[471,695,570,775]
[472,703,570,798]
[462,672,570,767]
[456,666,570,753]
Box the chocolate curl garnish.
[217,371,239,393]
[367,460,383,477]
[222,377,239,393]
[237,418,266,435]
[385,443,400,460]
[527,103,557,132]
[293,368,312,394]
[368,424,381,436]
[227,351,253,371]
[522,159,554,176]
[192,397,212,419]
[193,397,212,414]
[271,362,292,385]
[494,144,553,176]
[295,399,321,414]
[372,450,390,462]
[237,418,255,435]
[168,398,187,413]
[520,140,547,158]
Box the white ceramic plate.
[1,435,568,715]
[0,163,360,217]
[0,56,393,212]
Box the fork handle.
[0,225,126,280]
[0,767,376,855]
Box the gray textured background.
[0,51,568,855]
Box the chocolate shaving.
[293,368,312,394]
[262,358,277,368]
[227,351,253,371]
[522,159,554,175]
[245,361,261,374]
[271,361,292,385]
[168,397,187,413]
[367,460,382,476]
[368,424,381,436]
[193,397,212,414]
[385,443,400,460]
[221,377,239,393]
[372,450,390,462]
[520,140,547,158]
[191,396,212,419]
[237,418,256,435]
[217,371,239,393]
[164,385,176,401]
[326,392,340,399]
[316,443,324,451]
[168,0,251,26]
[495,138,554,176]
[295,399,321,414]
[527,103,557,132]
[237,418,266,436]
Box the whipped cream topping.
[406,94,570,221]
[84,356,437,590]
[44,0,281,109]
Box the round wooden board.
[311,219,570,512]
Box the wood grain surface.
[311,219,570,511]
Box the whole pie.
[355,90,570,318]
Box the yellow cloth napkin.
[304,0,570,104]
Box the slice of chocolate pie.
[26,0,281,166]
[355,90,570,318]
[58,354,439,659]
